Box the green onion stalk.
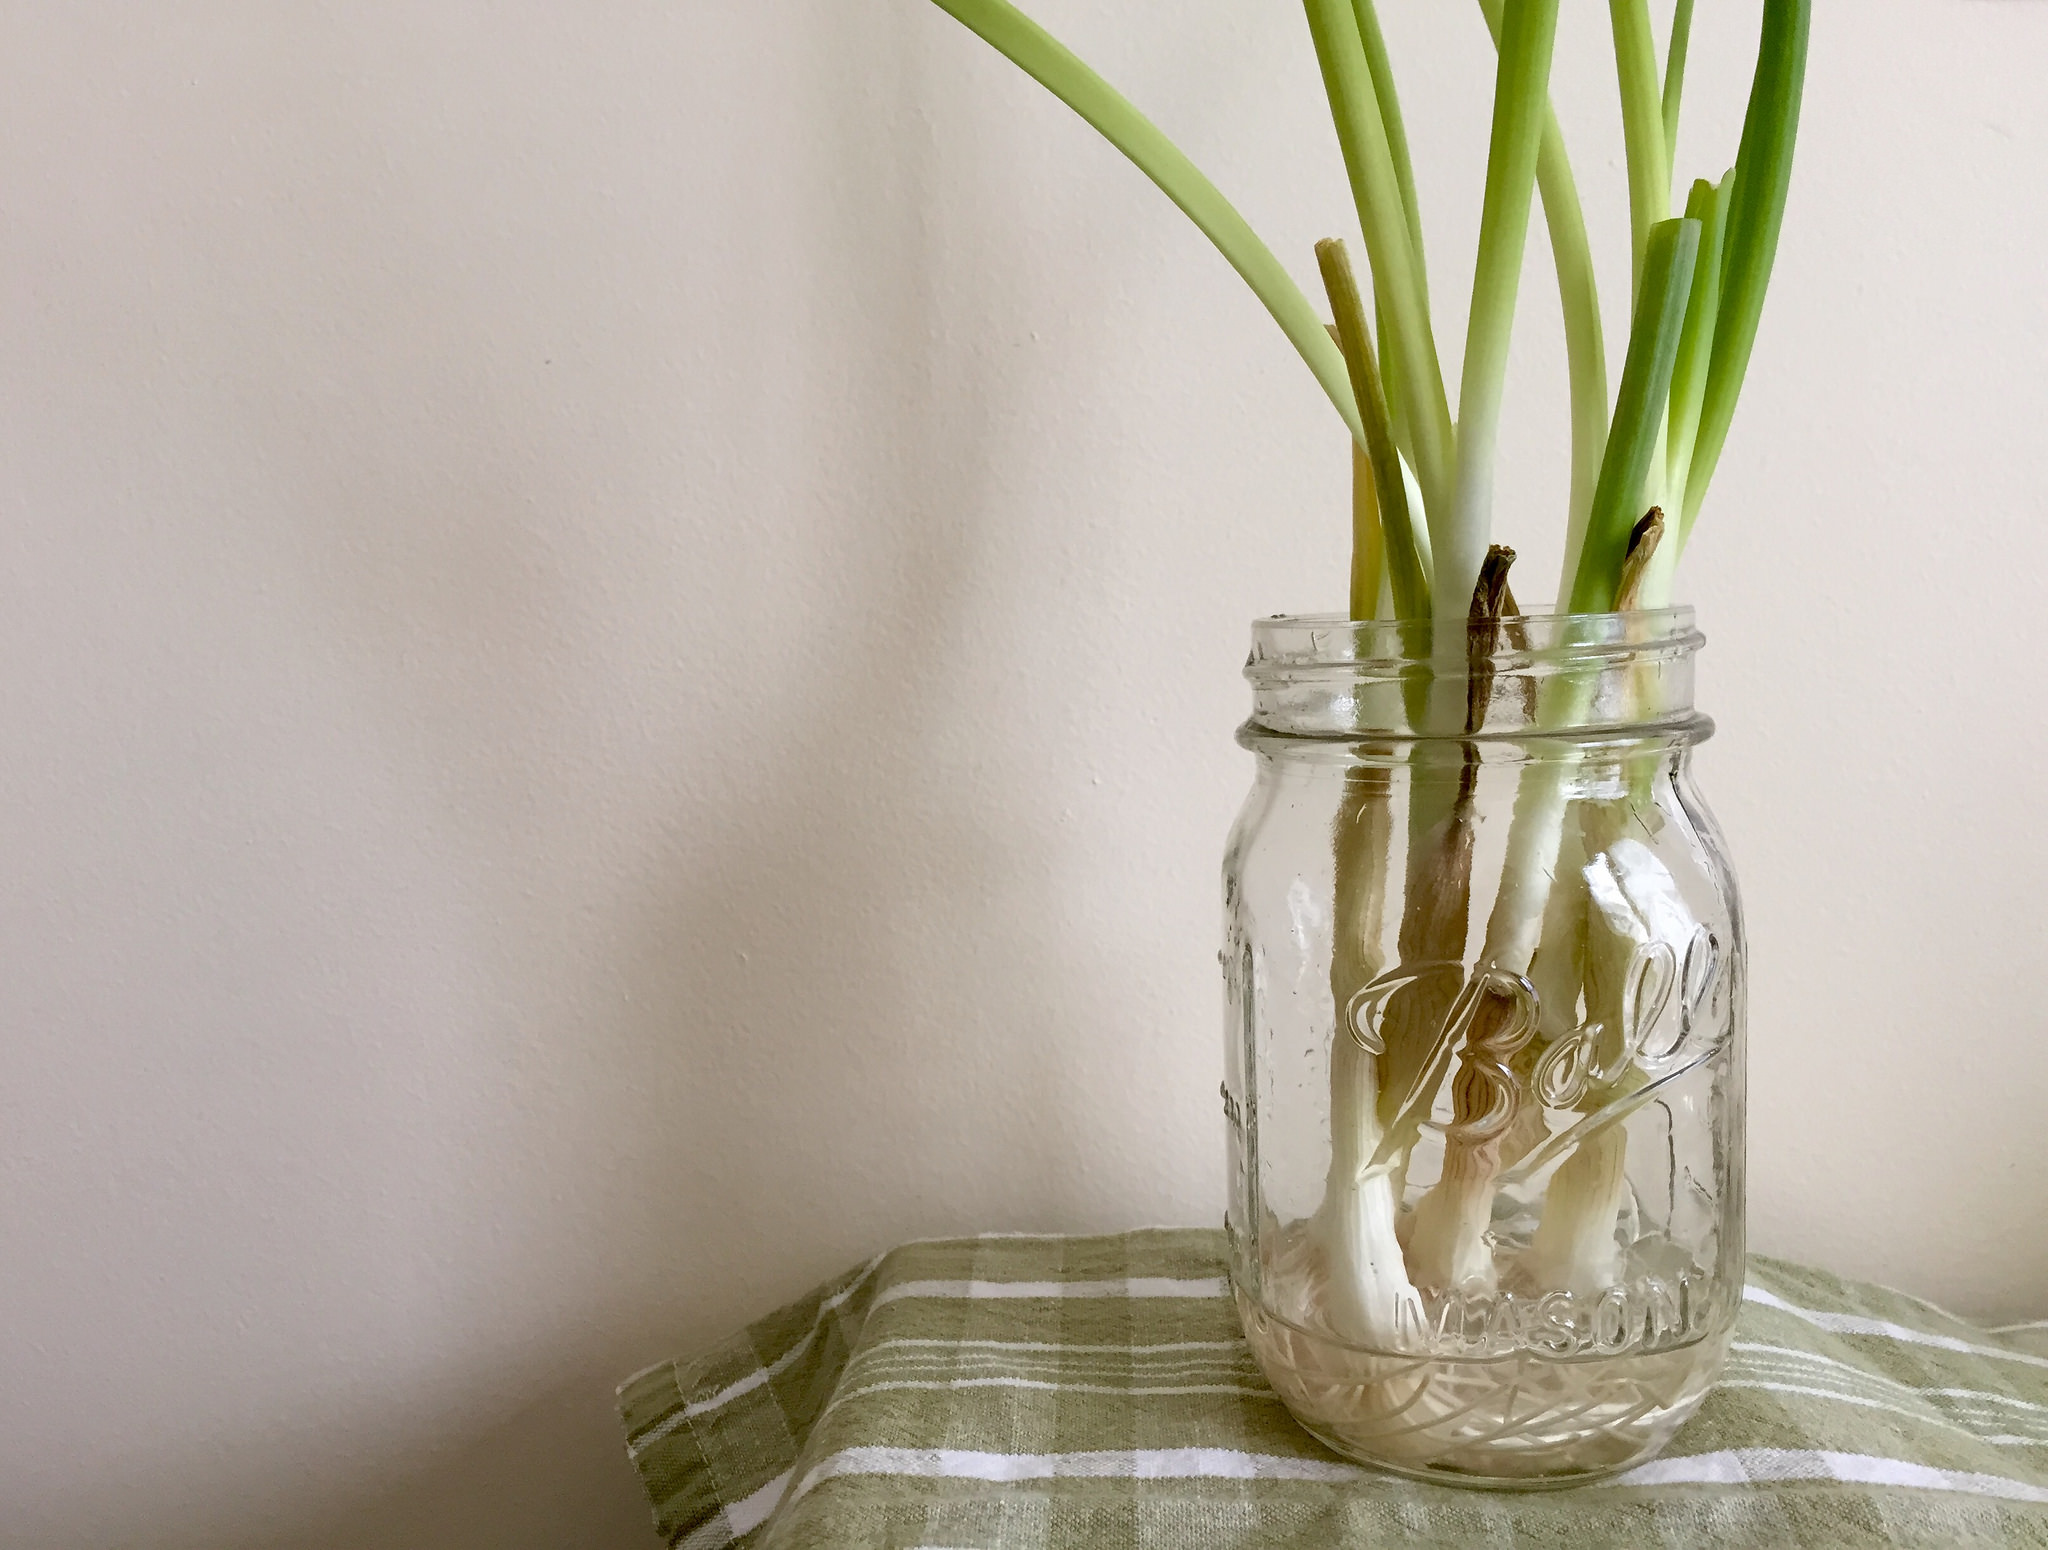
[918,0,1808,1338]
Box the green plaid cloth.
[618,1230,2048,1548]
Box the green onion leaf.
[1475,0,1609,610]
[1320,241,1433,621]
[1569,216,1700,613]
[1349,442,1389,621]
[1440,0,1562,632]
[1662,0,1697,155]
[1683,0,1811,531]
[1352,0,1427,304]
[1608,0,1671,299]
[1665,171,1733,506]
[1303,0,1456,514]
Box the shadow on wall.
[186,9,1086,1550]
[580,0,1109,1368]
[223,1364,660,1550]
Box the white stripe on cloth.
[725,1469,793,1535]
[1733,1344,2048,1428]
[1922,1389,2048,1417]
[673,1468,791,1550]
[859,1345,1247,1367]
[636,1276,1231,1451]
[1730,1346,1932,1407]
[850,1356,1255,1384]
[901,1231,1139,1244]
[1608,1447,2048,1503]
[1743,1287,2048,1373]
[780,1444,2048,1513]
[1735,1342,2048,1410]
[1714,1381,2048,1448]
[829,1377,1273,1412]
[852,1344,1253,1371]
[628,1257,887,1455]
[675,1519,732,1550]
[869,1337,1248,1355]
[786,1445,1365,1508]
[870,1277,1230,1310]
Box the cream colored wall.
[4,3,2044,1545]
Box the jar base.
[1237,1286,1725,1488]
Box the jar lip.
[1247,607,1702,679]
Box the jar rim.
[1246,607,1702,682]
[1242,608,1706,742]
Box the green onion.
[1351,0,1427,305]
[1348,443,1388,621]
[1666,173,1734,499]
[1662,0,1697,156]
[1475,0,1609,611]
[925,0,1805,613]
[913,0,1808,1324]
[1608,0,1672,299]
[1537,126,1609,571]
[1303,0,1454,513]
[1320,243,1432,621]
[1568,217,1700,614]
[1683,0,1812,535]
[1439,0,1560,652]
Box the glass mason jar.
[1221,608,1744,1486]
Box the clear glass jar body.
[1222,610,1744,1487]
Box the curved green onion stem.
[1439,0,1561,665]
[1320,245,1432,621]
[1666,174,1733,495]
[1358,1,1427,473]
[1662,0,1697,155]
[1375,293,1418,473]
[1608,0,1672,300]
[1326,317,1391,621]
[925,0,1364,442]
[1303,0,1455,514]
[1351,0,1427,306]
[1537,129,1609,564]
[1683,0,1812,535]
[1646,172,1732,605]
[1476,0,1609,617]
